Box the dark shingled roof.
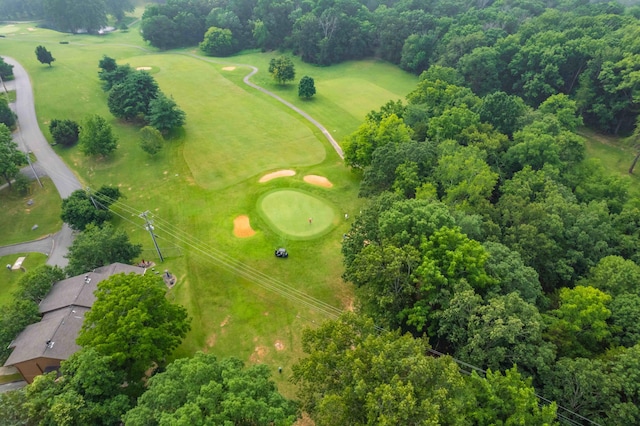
[38,263,144,314]
[4,306,89,365]
[4,263,145,369]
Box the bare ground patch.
[249,346,268,363]
[259,169,296,183]
[220,315,231,327]
[304,175,333,188]
[274,340,285,351]
[233,215,256,238]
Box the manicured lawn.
[0,21,409,394]
[259,188,338,238]
[0,179,62,245]
[0,253,48,307]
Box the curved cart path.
[0,57,81,267]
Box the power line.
[90,191,600,426]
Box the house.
[3,263,145,383]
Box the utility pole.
[140,211,164,263]
[86,187,99,209]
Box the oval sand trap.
[259,169,295,183]
[136,66,152,70]
[304,175,333,188]
[222,66,236,71]
[233,215,256,238]
[259,189,335,239]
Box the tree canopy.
[77,273,190,386]
[34,45,54,66]
[124,352,297,425]
[268,55,295,85]
[0,123,26,188]
[60,186,121,231]
[65,223,141,276]
[79,114,118,156]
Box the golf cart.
[275,248,289,258]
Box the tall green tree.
[124,352,297,425]
[43,0,107,33]
[77,273,190,386]
[146,92,185,134]
[14,264,65,304]
[292,314,472,425]
[138,125,163,155]
[107,71,159,121]
[65,223,141,276]
[60,186,120,231]
[0,123,26,188]
[470,368,558,425]
[0,97,16,128]
[298,75,316,99]
[268,55,295,85]
[199,26,235,56]
[545,285,612,357]
[0,57,13,80]
[79,114,118,156]
[49,118,80,146]
[19,349,131,425]
[34,45,55,66]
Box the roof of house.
[4,306,90,365]
[4,263,146,369]
[38,263,144,314]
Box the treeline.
[140,0,640,135]
[0,0,134,31]
[337,65,640,425]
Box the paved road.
[1,57,81,267]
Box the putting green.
[258,189,336,239]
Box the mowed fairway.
[0,21,417,394]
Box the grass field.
[0,20,417,394]
[0,179,62,245]
[0,253,48,307]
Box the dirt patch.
[222,66,236,71]
[206,333,217,349]
[220,315,231,327]
[27,28,35,31]
[274,340,285,351]
[233,215,256,238]
[249,346,268,363]
[136,66,152,71]
[259,169,296,183]
[304,175,333,188]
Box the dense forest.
[2,0,640,424]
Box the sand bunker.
[304,175,333,188]
[259,169,296,183]
[233,215,256,238]
[222,66,236,71]
[136,66,152,71]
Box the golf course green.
[258,189,337,239]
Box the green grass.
[258,189,337,238]
[0,179,62,245]
[0,253,48,307]
[0,22,412,395]
[579,128,640,198]
[0,373,23,384]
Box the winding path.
[0,49,345,265]
[0,57,81,267]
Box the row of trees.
[41,0,134,33]
[336,65,640,424]
[138,0,640,135]
[98,55,186,134]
